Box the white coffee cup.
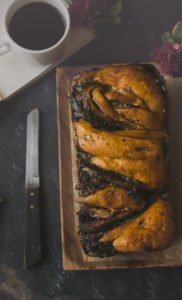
[0,0,70,65]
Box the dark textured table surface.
[0,1,182,299]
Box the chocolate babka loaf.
[69,63,175,257]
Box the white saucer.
[0,0,95,101]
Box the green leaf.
[162,31,174,44]
[110,1,122,19]
[172,21,182,43]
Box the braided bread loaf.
[69,64,175,257]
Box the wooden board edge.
[56,67,70,269]
[56,68,64,267]
[62,259,182,271]
[56,66,84,270]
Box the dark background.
[0,0,182,299]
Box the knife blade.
[24,108,42,269]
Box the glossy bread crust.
[95,64,166,123]
[99,199,175,252]
[70,63,175,257]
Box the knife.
[24,108,42,269]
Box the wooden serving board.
[57,65,182,270]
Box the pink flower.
[152,42,182,75]
[173,43,182,52]
[69,0,95,26]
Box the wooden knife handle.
[24,187,42,269]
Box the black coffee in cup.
[8,2,65,50]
